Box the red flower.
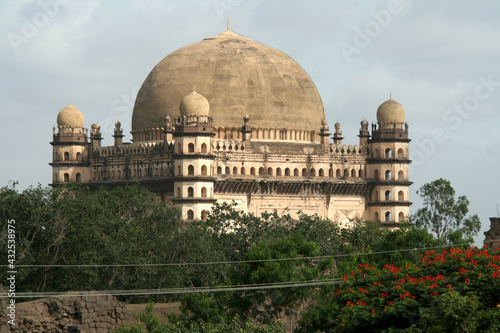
[430,292,439,296]
[371,308,376,314]
[381,292,389,298]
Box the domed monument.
[50,29,412,226]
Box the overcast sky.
[1,0,499,245]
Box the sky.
[0,0,499,245]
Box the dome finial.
[227,17,230,30]
[390,93,392,100]
[193,85,196,92]
[69,98,71,105]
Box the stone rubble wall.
[484,217,500,251]
[0,292,126,333]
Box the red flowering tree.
[298,246,500,332]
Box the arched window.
[241,167,246,175]
[259,167,264,175]
[374,169,379,180]
[201,143,207,153]
[250,167,256,175]
[397,148,404,158]
[344,168,348,177]
[176,187,181,197]
[385,212,392,222]
[351,169,355,177]
[276,168,282,176]
[294,168,299,177]
[267,167,273,176]
[374,212,379,221]
[177,165,181,176]
[187,210,194,220]
[64,173,69,182]
[310,169,316,177]
[285,168,290,176]
[336,169,341,177]
[188,187,194,197]
[225,166,230,174]
[385,170,392,180]
[233,166,238,175]
[373,190,379,201]
[398,170,404,180]
[111,170,115,178]
[201,165,208,176]
[217,166,222,175]
[302,168,307,177]
[188,143,195,153]
[76,173,81,183]
[76,152,82,162]
[119,169,122,178]
[385,148,392,158]
[398,190,404,201]
[319,168,324,177]
[64,152,70,161]
[176,143,181,154]
[201,187,207,197]
[188,165,194,175]
[399,212,405,222]
[201,210,208,221]
[373,149,379,158]
[358,169,363,177]
[329,168,333,177]
[385,190,392,201]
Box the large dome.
[132,29,325,138]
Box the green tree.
[411,178,480,243]
[298,246,500,332]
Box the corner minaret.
[366,97,412,228]
[171,90,216,220]
[50,103,90,185]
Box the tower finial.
[390,93,392,100]
[227,17,230,30]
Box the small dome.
[57,103,84,127]
[334,121,341,130]
[180,90,210,115]
[377,98,405,123]
[321,119,328,127]
[361,119,369,126]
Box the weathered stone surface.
[484,217,500,251]
[0,293,126,333]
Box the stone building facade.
[50,29,412,226]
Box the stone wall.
[0,292,126,333]
[484,217,500,251]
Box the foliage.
[174,235,334,325]
[112,302,286,333]
[0,182,226,301]
[298,246,500,332]
[411,178,481,243]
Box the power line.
[3,240,497,269]
[0,279,343,299]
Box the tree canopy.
[411,178,481,243]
